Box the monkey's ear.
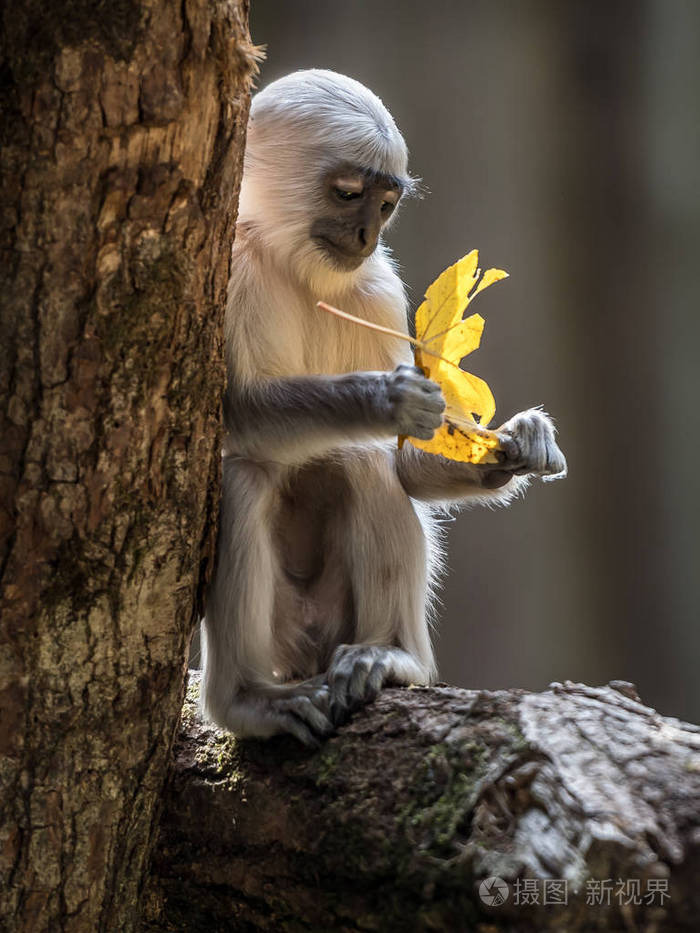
[409,250,508,465]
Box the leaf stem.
[316,301,462,372]
[316,301,421,346]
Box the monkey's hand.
[382,364,445,440]
[326,644,428,725]
[480,407,567,489]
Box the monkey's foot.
[326,644,426,726]
[223,683,334,747]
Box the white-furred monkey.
[201,70,566,745]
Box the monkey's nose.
[356,224,378,255]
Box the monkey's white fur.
[201,70,566,743]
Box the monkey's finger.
[403,407,445,437]
[308,674,331,709]
[415,381,445,400]
[494,432,521,463]
[525,426,549,471]
[347,658,373,708]
[406,425,438,441]
[308,684,331,715]
[542,436,567,478]
[516,426,563,475]
[328,673,351,725]
[364,659,387,702]
[329,697,350,727]
[415,403,445,423]
[404,383,445,405]
[412,401,446,422]
[280,714,322,748]
[409,421,441,438]
[391,366,444,401]
[281,696,335,737]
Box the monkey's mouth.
[313,236,366,271]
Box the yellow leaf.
[408,250,508,464]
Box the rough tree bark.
[145,678,700,932]
[0,2,257,930]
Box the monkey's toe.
[277,693,335,746]
[327,644,391,725]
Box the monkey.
[200,70,566,746]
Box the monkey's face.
[310,165,403,271]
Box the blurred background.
[243,0,700,721]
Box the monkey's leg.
[201,458,333,746]
[326,451,437,724]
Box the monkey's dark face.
[310,166,403,270]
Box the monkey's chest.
[299,307,409,376]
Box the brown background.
[247,0,700,722]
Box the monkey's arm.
[224,365,444,464]
[395,408,566,503]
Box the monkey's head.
[239,70,416,295]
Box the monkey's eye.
[381,200,396,215]
[334,187,361,201]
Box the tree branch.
[144,676,700,931]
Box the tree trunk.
[145,677,700,932]
[0,2,258,930]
